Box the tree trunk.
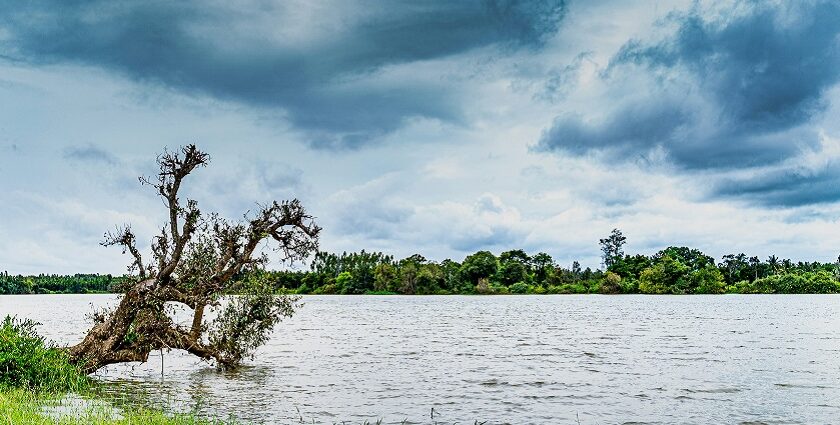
[68,279,231,374]
[69,279,157,374]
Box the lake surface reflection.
[2,294,840,424]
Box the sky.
[2,0,840,274]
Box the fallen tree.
[68,145,320,373]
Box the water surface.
[2,294,839,424]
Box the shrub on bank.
[509,282,530,294]
[312,283,338,294]
[725,280,760,294]
[751,271,840,293]
[600,272,622,294]
[0,315,88,392]
[619,278,639,293]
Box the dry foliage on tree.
[69,145,320,373]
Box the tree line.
[4,229,840,296]
[0,272,123,295]
[256,228,840,295]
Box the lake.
[2,294,839,424]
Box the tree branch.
[142,145,208,282]
[102,226,146,278]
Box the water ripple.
[2,294,840,424]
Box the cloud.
[63,144,118,164]
[712,134,840,207]
[0,191,156,273]
[324,174,414,240]
[715,167,840,207]
[536,51,592,102]
[1,0,566,149]
[612,2,840,132]
[321,171,528,256]
[192,159,308,219]
[539,99,690,158]
[443,193,526,251]
[536,1,840,206]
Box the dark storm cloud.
[614,2,840,134]
[539,100,690,156]
[538,1,840,170]
[714,165,840,208]
[0,0,566,149]
[536,1,840,206]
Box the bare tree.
[69,145,320,373]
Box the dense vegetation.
[0,272,121,295]
[259,245,840,295]
[0,316,88,392]
[4,229,840,296]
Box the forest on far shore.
[3,229,839,296]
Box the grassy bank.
[0,315,237,424]
[0,387,236,424]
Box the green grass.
[0,387,237,424]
